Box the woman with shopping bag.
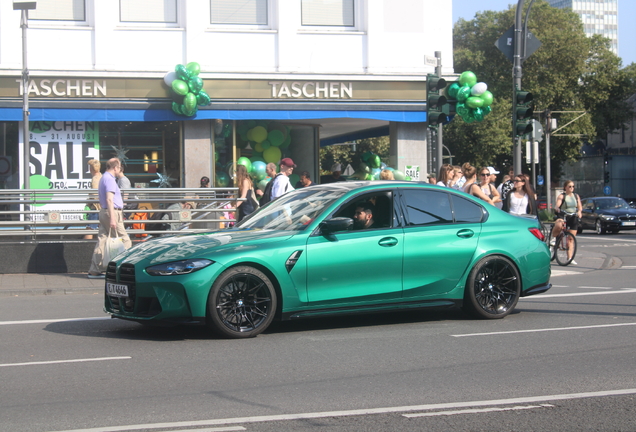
[88,158,132,279]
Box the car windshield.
[599,198,630,210]
[235,188,349,231]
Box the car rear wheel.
[463,256,520,319]
[207,266,277,338]
[595,220,605,235]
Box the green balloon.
[175,64,189,80]
[268,129,285,147]
[28,174,53,206]
[172,79,189,96]
[362,151,372,162]
[459,71,477,87]
[186,62,200,76]
[473,107,485,122]
[392,170,406,181]
[446,82,461,99]
[260,139,271,150]
[369,154,381,169]
[184,92,197,111]
[250,126,268,143]
[457,85,472,102]
[466,96,484,109]
[183,105,197,117]
[189,77,203,93]
[257,178,270,191]
[196,90,211,106]
[456,102,469,117]
[171,102,183,115]
[263,146,282,164]
[215,171,229,187]
[358,162,370,173]
[483,105,492,116]
[237,157,252,173]
[279,134,292,149]
[481,90,494,107]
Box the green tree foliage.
[445,0,634,177]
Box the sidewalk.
[0,248,616,297]
[0,273,105,297]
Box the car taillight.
[528,227,545,242]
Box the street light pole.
[512,0,525,175]
[14,2,36,190]
[435,51,443,175]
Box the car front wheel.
[595,220,605,235]
[207,266,277,338]
[463,256,521,319]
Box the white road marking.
[550,270,580,277]
[621,266,636,268]
[0,356,131,368]
[404,403,554,418]
[578,286,612,289]
[160,428,245,432]
[521,288,636,299]
[0,317,110,326]
[451,322,636,338]
[49,389,636,432]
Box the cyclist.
[551,180,582,265]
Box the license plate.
[106,283,129,298]
[622,221,636,226]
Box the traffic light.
[427,74,447,126]
[514,90,534,137]
[604,171,610,183]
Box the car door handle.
[378,237,398,247]
[456,229,474,238]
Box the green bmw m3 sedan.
[104,181,551,338]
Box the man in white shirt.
[270,157,296,200]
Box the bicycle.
[549,213,578,266]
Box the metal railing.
[0,187,239,243]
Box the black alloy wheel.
[207,266,277,338]
[463,256,521,319]
[595,219,606,235]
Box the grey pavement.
[0,247,615,297]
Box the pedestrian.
[462,163,494,205]
[502,174,536,216]
[499,166,515,204]
[295,171,316,188]
[321,163,346,183]
[452,165,465,190]
[162,198,197,232]
[235,164,258,222]
[477,166,501,205]
[200,176,210,188]
[116,164,133,218]
[436,163,455,188]
[84,159,102,240]
[551,180,582,265]
[257,163,278,205]
[270,157,296,200]
[88,158,132,278]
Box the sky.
[452,0,635,67]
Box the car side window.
[451,194,484,223]
[331,191,394,230]
[401,189,452,226]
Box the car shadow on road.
[42,307,472,341]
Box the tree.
[319,136,389,176]
[445,0,634,179]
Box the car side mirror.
[319,217,353,234]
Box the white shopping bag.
[103,228,126,265]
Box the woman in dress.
[235,164,257,222]
[462,163,494,205]
[503,174,536,216]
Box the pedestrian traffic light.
[427,74,447,126]
[514,90,534,137]
[604,171,610,183]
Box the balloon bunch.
[445,71,494,123]
[237,121,292,166]
[350,151,407,181]
[163,62,211,117]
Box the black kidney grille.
[106,263,136,313]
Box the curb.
[0,286,103,297]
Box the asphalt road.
[1,232,635,432]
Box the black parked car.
[580,197,636,234]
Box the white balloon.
[471,82,488,96]
[163,71,177,87]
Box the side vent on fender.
[285,250,303,273]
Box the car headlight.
[600,214,616,220]
[146,259,214,276]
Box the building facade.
[0,0,454,192]
[547,0,618,54]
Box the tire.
[463,256,521,319]
[595,220,606,235]
[207,266,277,338]
[555,232,577,266]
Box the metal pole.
[435,51,443,174]
[512,0,525,175]
[20,8,31,190]
[545,111,552,209]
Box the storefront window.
[0,122,19,191]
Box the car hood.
[116,229,295,266]
[598,208,636,216]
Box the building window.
[30,0,85,21]
[120,0,178,23]
[210,0,268,25]
[301,0,355,27]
